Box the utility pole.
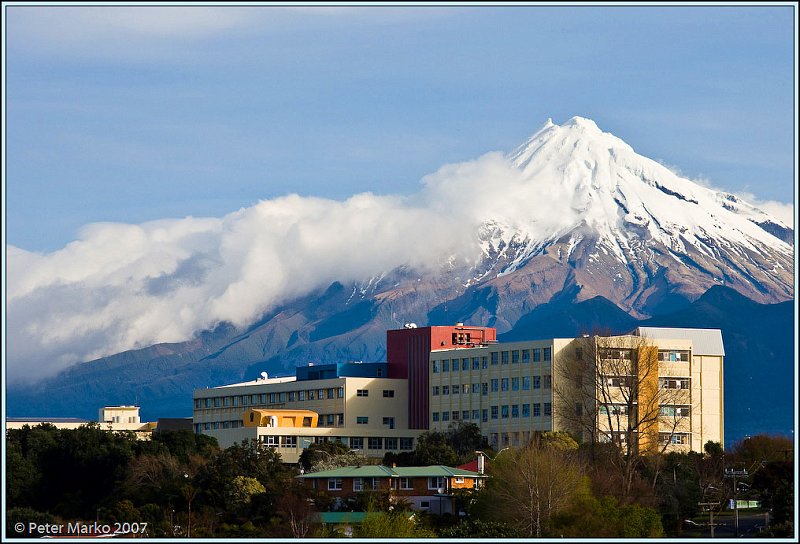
[698,502,719,538]
[725,468,748,537]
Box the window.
[472,383,480,393]
[472,357,480,370]
[428,477,446,490]
[357,389,369,397]
[298,390,305,401]
[327,388,336,399]
[442,359,449,372]
[328,478,343,491]
[269,393,276,404]
[482,357,488,369]
[442,411,450,421]
[399,438,414,450]
[224,396,231,407]
[660,378,690,390]
[400,477,413,490]
[522,403,530,417]
[472,409,479,420]
[213,397,221,407]
[482,409,488,422]
[543,375,552,389]
[543,348,552,361]
[350,437,364,449]
[353,478,363,492]
[501,405,509,418]
[512,350,520,363]
[512,405,519,418]
[442,385,450,395]
[452,411,459,421]
[264,435,279,446]
[660,433,690,445]
[241,396,248,406]
[462,358,469,371]
[288,391,295,402]
[491,406,498,419]
[386,438,398,450]
[491,352,498,365]
[501,351,509,364]
[356,416,369,424]
[432,386,440,396]
[522,376,530,390]
[533,376,541,389]
[455,476,465,484]
[522,349,530,363]
[432,412,440,422]
[512,377,520,391]
[533,348,541,362]
[660,406,691,418]
[195,399,202,409]
[462,410,470,420]
[501,378,509,391]
[533,403,541,417]
[282,436,297,448]
[252,394,259,404]
[317,389,324,399]
[338,387,345,398]
[491,379,499,392]
[307,390,314,400]
[432,361,439,373]
[326,414,335,426]
[451,384,459,395]
[544,403,552,416]
[232,396,239,407]
[658,350,690,362]
[383,417,395,429]
[368,437,383,450]
[337,414,344,426]
[383,389,395,398]
[482,382,488,396]
[421,501,430,509]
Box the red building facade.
[386,324,496,429]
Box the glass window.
[232,396,238,407]
[451,384,459,395]
[482,357,488,369]
[472,409,480,420]
[533,403,541,417]
[224,397,231,407]
[298,390,305,401]
[356,416,368,424]
[442,411,450,421]
[512,377,519,391]
[262,393,269,404]
[432,386,439,396]
[328,478,343,491]
[357,389,369,397]
[317,389,324,399]
[442,385,449,395]
[491,352,498,365]
[288,391,295,402]
[432,412,440,422]
[543,347,552,361]
[462,410,470,420]
[353,478,363,492]
[501,378,509,391]
[338,387,345,398]
[544,403,552,416]
[386,438,398,450]
[482,382,488,396]
[522,349,530,363]
[501,405,509,418]
[491,406,498,419]
[442,359,449,372]
[522,404,530,417]
[251,394,259,404]
[383,390,395,398]
[400,477,413,490]
[472,357,480,370]
[482,409,488,422]
[279,392,286,402]
[241,396,248,406]
[512,405,519,418]
[383,417,395,429]
[428,477,446,490]
[269,393,276,403]
[472,383,480,393]
[544,375,552,389]
[522,376,530,390]
[327,388,336,399]
[491,379,499,392]
[462,358,469,371]
[350,437,364,449]
[512,350,520,364]
[533,348,541,362]
[533,376,541,389]
[501,351,509,364]
[432,361,439,373]
[213,397,221,407]
[368,437,383,450]
[399,438,413,450]
[452,411,459,421]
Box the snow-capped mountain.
[8,117,794,437]
[455,116,794,319]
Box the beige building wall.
[428,331,724,454]
[194,376,421,463]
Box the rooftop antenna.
[260,371,269,381]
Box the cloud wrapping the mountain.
[7,125,794,383]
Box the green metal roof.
[298,464,484,479]
[315,512,368,524]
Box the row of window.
[432,375,552,396]
[195,387,397,410]
[325,476,450,492]
[659,433,690,445]
[658,350,690,362]
[659,378,691,390]
[432,402,552,423]
[260,435,414,451]
[659,405,691,418]
[195,420,243,432]
[432,348,552,373]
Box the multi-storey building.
[427,327,724,453]
[193,362,422,463]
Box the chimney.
[476,451,485,475]
[392,462,397,468]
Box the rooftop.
[298,465,486,479]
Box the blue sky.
[5,4,796,252]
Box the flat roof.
[636,327,725,356]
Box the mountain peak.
[563,115,600,130]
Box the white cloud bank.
[7,142,793,384]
